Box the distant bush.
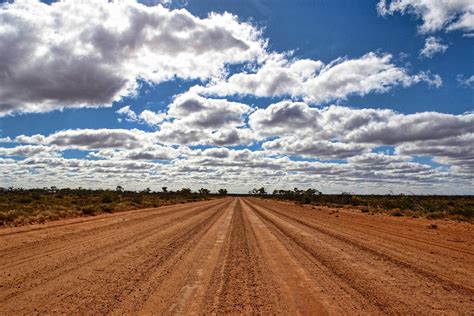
[82,208,95,216]
[100,192,114,203]
[17,196,33,204]
[100,205,113,213]
[266,189,474,221]
[0,187,214,226]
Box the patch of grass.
[266,191,474,222]
[0,188,214,226]
[426,212,445,220]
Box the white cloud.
[0,0,266,116]
[0,145,59,157]
[396,134,474,173]
[196,52,441,103]
[249,102,474,145]
[263,138,370,160]
[457,74,474,87]
[345,111,474,144]
[2,134,472,193]
[420,36,448,58]
[89,144,182,161]
[139,110,166,126]
[17,128,155,150]
[248,101,320,138]
[154,93,254,146]
[377,0,474,34]
[116,105,138,122]
[167,92,251,129]
[116,106,166,126]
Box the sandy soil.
[1,197,473,314]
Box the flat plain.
[1,197,473,314]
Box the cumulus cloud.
[263,138,370,160]
[420,36,448,58]
[195,52,441,103]
[17,128,154,150]
[0,0,266,116]
[345,111,474,144]
[377,0,474,34]
[247,102,473,171]
[116,106,166,126]
[396,134,474,173]
[0,145,59,157]
[3,131,472,193]
[167,92,250,129]
[89,145,182,161]
[249,102,474,146]
[154,93,254,145]
[12,101,473,175]
[139,110,167,126]
[248,101,320,138]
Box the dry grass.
[0,188,216,226]
[266,190,474,222]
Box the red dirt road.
[1,197,473,314]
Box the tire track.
[1,197,472,314]
[0,198,226,265]
[204,198,281,314]
[243,199,396,313]
[250,198,474,295]
[245,199,474,314]
[0,198,220,237]
[0,199,231,313]
[133,198,237,314]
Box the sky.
[0,0,473,194]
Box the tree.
[199,188,210,195]
[116,185,124,193]
[180,188,192,195]
[162,186,168,193]
[218,188,228,195]
[257,187,266,195]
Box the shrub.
[18,197,33,204]
[100,205,114,213]
[82,207,95,216]
[100,192,114,203]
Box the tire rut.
[0,199,231,313]
[245,199,474,314]
[251,199,474,296]
[204,198,281,314]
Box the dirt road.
[1,197,473,314]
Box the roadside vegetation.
[250,187,474,222]
[0,186,228,226]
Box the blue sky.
[0,0,472,193]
